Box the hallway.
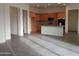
[0,32,79,56]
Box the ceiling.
[29,3,66,9]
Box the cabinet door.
[40,14,48,21]
[31,19,37,33]
[57,12,65,18]
[48,13,57,19]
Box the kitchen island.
[41,25,63,36]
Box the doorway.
[10,7,19,35]
[68,9,78,33]
[23,10,28,35]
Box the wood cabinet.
[31,21,37,33]
[40,13,58,21]
[30,12,40,21]
[40,12,65,21]
[30,12,65,33]
[48,13,57,19]
[57,12,65,18]
[30,12,41,33]
[40,14,48,21]
[31,20,41,33]
[36,14,40,21]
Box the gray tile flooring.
[7,35,42,56]
[0,42,13,56]
[0,32,79,56]
[48,32,79,45]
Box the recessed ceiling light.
[57,3,66,5]
[48,4,51,6]
[57,3,61,4]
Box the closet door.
[68,10,78,32]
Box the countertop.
[41,25,64,27]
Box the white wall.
[30,6,65,13]
[8,3,31,36]
[67,4,79,10]
[17,8,24,36]
[0,4,6,43]
[39,7,65,13]
[4,4,11,40]
[0,3,31,43]
[30,7,40,13]
[7,3,29,10]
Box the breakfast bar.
[41,25,63,36]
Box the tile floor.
[0,32,79,56]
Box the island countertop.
[41,25,64,36]
[41,25,64,27]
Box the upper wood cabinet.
[40,13,58,21]
[40,14,48,21]
[40,12,65,21]
[36,14,40,21]
[48,13,57,19]
[30,12,65,21]
[57,12,65,18]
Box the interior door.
[68,9,78,32]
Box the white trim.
[65,6,68,33]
